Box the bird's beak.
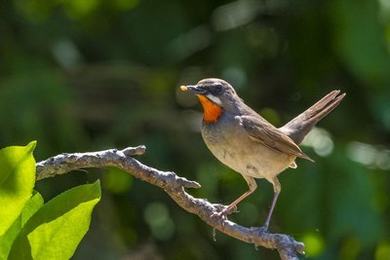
[180,85,206,95]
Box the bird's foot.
[211,205,238,222]
[257,225,269,234]
[210,205,237,242]
[250,225,269,236]
[210,210,228,222]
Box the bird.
[180,78,345,230]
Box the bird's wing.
[236,115,314,162]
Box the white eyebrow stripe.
[206,94,222,106]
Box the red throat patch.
[197,95,223,124]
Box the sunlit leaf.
[0,141,36,236]
[0,192,43,259]
[9,181,101,260]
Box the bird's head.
[181,78,237,106]
[180,78,240,123]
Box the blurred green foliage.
[1,0,390,259]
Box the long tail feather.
[279,90,346,144]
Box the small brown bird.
[181,78,345,230]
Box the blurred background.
[1,0,390,259]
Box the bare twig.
[36,146,304,259]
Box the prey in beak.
[180,85,189,92]
[180,85,207,95]
[180,84,223,124]
[180,84,223,105]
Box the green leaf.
[19,192,44,226]
[9,181,101,260]
[0,141,37,236]
[0,192,43,259]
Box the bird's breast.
[201,114,295,180]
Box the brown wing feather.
[237,115,314,162]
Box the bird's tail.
[279,90,346,144]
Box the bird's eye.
[211,84,223,95]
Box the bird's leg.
[223,190,252,214]
[262,177,281,231]
[212,176,257,220]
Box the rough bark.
[36,146,304,260]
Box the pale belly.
[201,117,295,181]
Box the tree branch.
[36,146,305,260]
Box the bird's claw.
[210,210,228,221]
[249,225,269,237]
[211,205,238,223]
[228,205,239,214]
[256,225,269,234]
